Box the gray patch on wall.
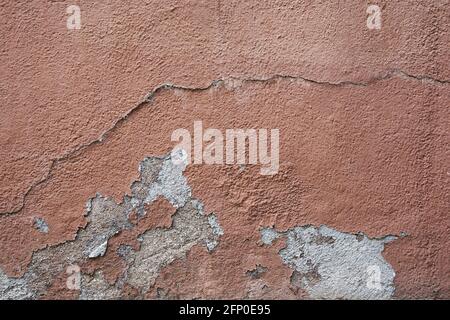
[0,153,222,300]
[260,225,397,299]
[33,217,49,233]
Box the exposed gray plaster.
[260,227,280,245]
[125,200,221,293]
[33,217,49,233]
[261,225,398,300]
[0,268,33,300]
[79,271,121,300]
[204,214,224,252]
[144,153,191,209]
[0,153,223,300]
[88,240,108,259]
[208,215,224,237]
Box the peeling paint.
[126,199,220,293]
[261,225,398,299]
[260,228,281,245]
[0,153,223,299]
[143,153,191,209]
[88,241,108,259]
[33,217,49,234]
[1,1,449,300]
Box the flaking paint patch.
[0,69,446,298]
[88,241,108,259]
[0,153,223,300]
[143,153,191,209]
[33,217,49,234]
[260,228,281,245]
[205,214,224,251]
[125,199,221,293]
[0,194,133,299]
[261,225,398,299]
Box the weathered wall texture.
[0,0,449,299]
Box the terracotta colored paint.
[0,1,448,299]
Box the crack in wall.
[2,69,448,216]
[0,153,223,300]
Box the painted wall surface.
[0,1,448,299]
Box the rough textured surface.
[261,226,397,299]
[0,1,449,299]
[0,154,222,299]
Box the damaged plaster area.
[261,226,397,299]
[0,152,222,299]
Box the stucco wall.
[0,0,448,299]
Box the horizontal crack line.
[1,69,448,216]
